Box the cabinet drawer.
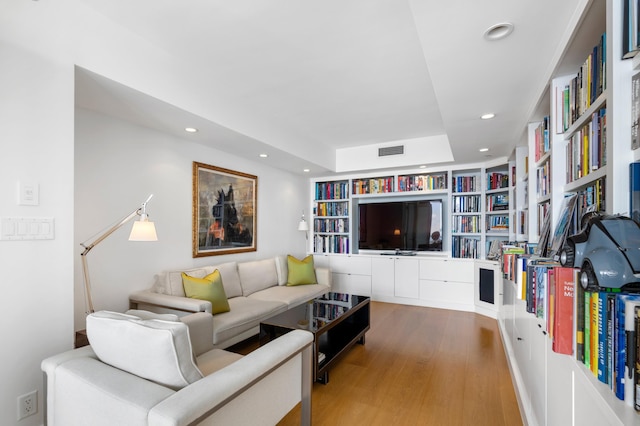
[332,273,371,296]
[419,279,473,305]
[329,255,372,275]
[419,258,474,282]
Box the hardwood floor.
[229,302,522,426]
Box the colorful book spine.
[552,267,575,355]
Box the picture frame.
[192,161,257,257]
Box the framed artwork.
[192,161,257,257]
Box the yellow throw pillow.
[182,270,230,314]
[287,255,317,286]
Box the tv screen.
[358,199,443,252]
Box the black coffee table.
[259,292,370,384]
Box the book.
[585,291,592,371]
[576,282,585,363]
[597,292,607,383]
[636,306,640,411]
[552,267,575,355]
[631,162,640,223]
[591,292,599,376]
[625,299,640,407]
[614,294,640,401]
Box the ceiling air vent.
[378,145,404,157]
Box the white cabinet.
[371,256,395,299]
[328,255,371,296]
[371,256,419,301]
[394,257,419,299]
[418,258,474,311]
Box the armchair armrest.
[129,290,212,314]
[149,330,314,426]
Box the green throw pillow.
[287,255,317,286]
[182,270,230,314]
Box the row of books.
[486,193,509,211]
[397,173,447,192]
[315,201,348,217]
[314,218,348,233]
[315,181,349,200]
[558,32,606,133]
[486,215,509,232]
[576,288,640,408]
[565,108,607,183]
[452,215,480,233]
[451,236,479,259]
[505,250,640,409]
[536,159,550,198]
[313,235,349,254]
[452,194,480,213]
[352,177,393,195]
[452,175,479,193]
[487,172,510,190]
[533,116,550,162]
[573,177,606,231]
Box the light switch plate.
[17,181,39,206]
[0,217,54,240]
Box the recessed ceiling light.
[303,168,310,173]
[484,23,514,41]
[185,127,198,133]
[479,148,489,152]
[481,113,496,120]
[419,165,427,169]
[259,153,268,158]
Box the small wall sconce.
[298,211,309,239]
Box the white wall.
[0,2,308,425]
[74,108,308,328]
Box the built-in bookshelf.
[397,172,447,192]
[451,170,481,259]
[352,176,394,195]
[510,1,637,424]
[313,180,350,254]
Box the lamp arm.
[79,194,153,314]
[80,208,140,256]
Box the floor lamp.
[80,194,158,313]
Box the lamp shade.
[129,220,158,241]
[298,220,309,232]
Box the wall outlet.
[17,390,37,421]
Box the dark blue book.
[630,162,640,222]
[615,294,640,400]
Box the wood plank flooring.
[229,301,522,426]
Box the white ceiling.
[77,0,592,176]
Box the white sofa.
[42,310,314,426]
[129,256,331,348]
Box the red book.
[552,267,576,354]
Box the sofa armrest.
[149,330,314,426]
[129,290,212,314]
[315,267,331,288]
[180,312,214,357]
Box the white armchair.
[41,311,313,426]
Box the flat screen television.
[358,199,443,252]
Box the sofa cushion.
[238,258,278,296]
[212,297,286,345]
[182,271,230,315]
[249,283,329,308]
[287,255,317,286]
[162,266,216,297]
[86,311,203,390]
[275,255,288,286]
[125,310,179,322]
[196,349,243,376]
[215,261,243,298]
